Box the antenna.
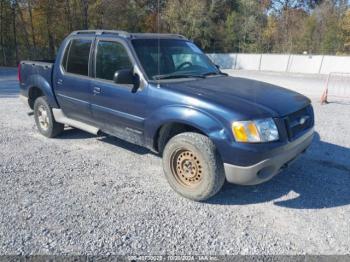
[157,0,160,87]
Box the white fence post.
[286,54,291,72]
[258,54,262,71]
[318,55,325,74]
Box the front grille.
[284,105,314,140]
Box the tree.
[313,0,344,54]
[80,0,88,29]
[223,11,240,52]
[300,14,318,53]
[223,0,269,53]
[262,15,278,52]
[0,0,349,66]
[11,0,19,63]
[16,0,32,59]
[162,0,212,50]
[27,0,37,56]
[0,0,7,64]
[341,10,350,52]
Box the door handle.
[57,79,63,85]
[93,87,101,95]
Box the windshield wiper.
[202,71,228,77]
[153,73,205,80]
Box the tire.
[162,132,225,201]
[33,96,64,138]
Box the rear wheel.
[162,132,225,201]
[34,96,64,138]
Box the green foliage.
[0,0,349,66]
[300,14,318,53]
[224,11,240,52]
[162,0,211,49]
[342,10,350,52]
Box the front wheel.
[34,96,64,138]
[162,132,225,201]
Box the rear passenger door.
[54,37,94,124]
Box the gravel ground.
[0,68,349,255]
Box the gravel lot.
[0,68,349,255]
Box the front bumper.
[224,128,314,185]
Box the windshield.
[132,39,220,80]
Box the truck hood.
[161,76,310,118]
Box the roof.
[69,30,187,40]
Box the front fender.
[144,105,231,151]
[26,74,59,108]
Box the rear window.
[63,39,92,76]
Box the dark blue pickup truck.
[19,30,314,201]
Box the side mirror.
[215,64,220,69]
[113,69,134,85]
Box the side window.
[95,41,132,81]
[65,39,92,76]
[61,41,71,72]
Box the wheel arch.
[153,121,206,154]
[28,86,44,109]
[145,106,230,155]
[26,75,59,109]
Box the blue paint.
[19,32,314,167]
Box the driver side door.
[90,39,148,145]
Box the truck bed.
[19,60,57,108]
[19,60,54,95]
[20,60,54,77]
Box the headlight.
[232,118,279,143]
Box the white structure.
[207,53,350,75]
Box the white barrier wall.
[208,53,350,75]
[320,56,350,74]
[260,54,290,72]
[287,55,324,74]
[235,54,261,70]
